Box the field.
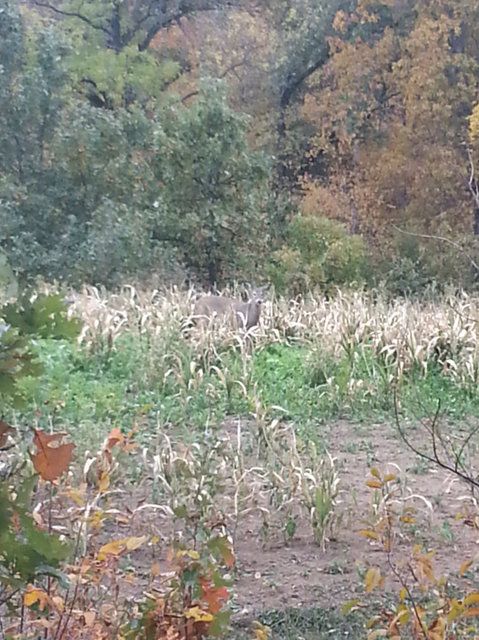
[4,286,479,639]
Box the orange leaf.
[30,430,74,482]
[200,578,229,614]
[459,559,473,576]
[105,427,123,451]
[366,479,383,489]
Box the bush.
[268,215,369,294]
[377,231,479,297]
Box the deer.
[192,286,266,331]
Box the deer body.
[193,288,265,330]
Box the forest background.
[2,0,479,295]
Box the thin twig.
[392,224,479,273]
[393,388,479,489]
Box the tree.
[0,0,159,283]
[151,82,271,286]
[295,0,479,246]
[26,0,255,108]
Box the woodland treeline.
[2,0,479,294]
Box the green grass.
[11,335,479,452]
[231,606,370,639]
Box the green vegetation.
[9,291,479,457]
[4,0,479,635]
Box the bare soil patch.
[92,419,479,621]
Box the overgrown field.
[4,286,479,639]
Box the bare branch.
[391,224,479,274]
[32,0,110,34]
[393,388,479,489]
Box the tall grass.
[12,285,479,451]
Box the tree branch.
[138,1,246,52]
[392,224,479,274]
[393,388,479,490]
[32,0,110,35]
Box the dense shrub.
[268,215,369,294]
[0,1,271,288]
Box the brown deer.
[193,286,266,331]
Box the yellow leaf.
[97,538,126,561]
[125,535,148,551]
[97,536,147,561]
[364,567,383,593]
[464,593,479,607]
[253,621,271,640]
[366,479,383,489]
[177,549,200,560]
[399,587,408,602]
[370,467,381,479]
[24,587,52,611]
[358,529,380,541]
[447,599,463,623]
[383,473,397,482]
[185,606,213,622]
[459,559,473,576]
[98,471,110,493]
[65,488,85,506]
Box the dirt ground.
[226,419,479,619]
[104,418,479,622]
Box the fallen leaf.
[364,567,384,593]
[82,611,96,627]
[97,536,147,561]
[24,586,52,611]
[459,559,474,576]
